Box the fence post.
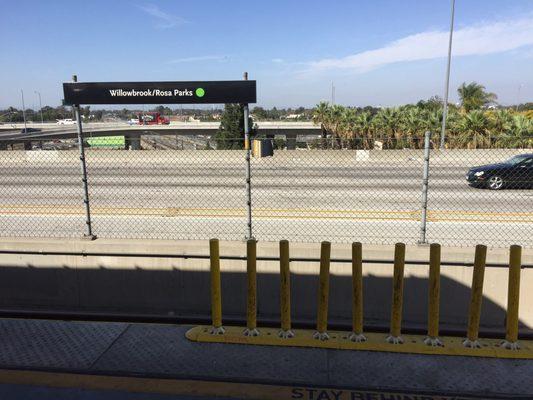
[314,241,331,341]
[387,243,406,344]
[424,243,443,346]
[418,130,431,244]
[279,240,294,338]
[463,244,487,348]
[502,245,522,350]
[349,242,366,342]
[243,72,253,240]
[209,238,225,335]
[72,75,96,240]
[244,239,259,336]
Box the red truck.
[137,112,170,125]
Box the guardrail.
[187,239,531,359]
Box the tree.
[457,82,497,112]
[215,104,254,150]
[455,110,491,148]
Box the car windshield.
[504,155,529,165]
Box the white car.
[56,118,76,125]
[128,118,139,125]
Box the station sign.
[63,80,256,105]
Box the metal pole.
[209,238,224,335]
[243,72,253,239]
[439,0,455,149]
[244,239,259,336]
[35,91,43,124]
[464,244,486,348]
[21,89,27,132]
[419,131,431,244]
[349,242,366,342]
[314,241,331,341]
[502,245,522,350]
[387,242,406,344]
[72,75,96,240]
[279,240,294,338]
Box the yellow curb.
[186,325,533,359]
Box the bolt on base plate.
[313,331,330,341]
[278,329,295,339]
[424,336,444,347]
[386,335,404,344]
[209,326,225,335]
[243,328,260,337]
[348,332,367,343]
[462,338,481,348]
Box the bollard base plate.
[186,325,533,359]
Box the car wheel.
[488,175,504,190]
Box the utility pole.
[439,0,455,150]
[331,82,335,105]
[35,91,43,124]
[21,89,27,132]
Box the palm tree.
[494,115,533,148]
[400,107,425,148]
[354,111,374,149]
[372,107,401,148]
[456,110,491,148]
[457,82,497,112]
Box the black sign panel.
[63,80,256,105]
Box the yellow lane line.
[0,205,531,223]
[187,325,533,360]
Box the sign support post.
[243,72,253,240]
[72,75,96,240]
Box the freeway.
[0,121,322,141]
[0,149,531,247]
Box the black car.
[466,154,533,190]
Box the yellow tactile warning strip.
[1,204,532,223]
[186,326,533,359]
[0,369,492,400]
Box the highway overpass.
[0,121,323,148]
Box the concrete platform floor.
[0,318,531,399]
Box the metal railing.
[0,132,531,248]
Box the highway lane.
[0,214,530,248]
[0,150,531,246]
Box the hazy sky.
[1,0,532,109]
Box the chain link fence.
[0,133,531,248]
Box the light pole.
[20,89,27,132]
[439,0,455,150]
[35,91,44,124]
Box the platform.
[0,318,531,399]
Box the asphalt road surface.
[0,150,531,248]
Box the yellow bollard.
[502,245,522,350]
[349,242,366,342]
[209,238,224,335]
[424,243,442,346]
[387,243,405,344]
[244,239,259,336]
[314,241,331,341]
[463,244,487,348]
[279,240,294,338]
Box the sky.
[1,0,532,109]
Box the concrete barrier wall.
[0,148,529,167]
[0,237,531,334]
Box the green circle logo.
[195,88,205,97]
